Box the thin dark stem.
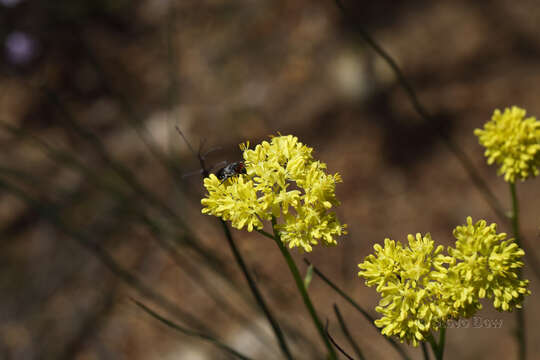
[257,229,275,240]
[421,342,431,360]
[270,218,337,360]
[133,300,252,360]
[332,0,540,282]
[177,123,321,357]
[220,220,294,360]
[1,121,239,287]
[305,259,410,360]
[176,126,198,162]
[0,177,213,334]
[141,216,277,352]
[177,125,292,359]
[426,330,445,360]
[325,320,355,360]
[510,182,526,360]
[333,304,365,360]
[77,37,178,179]
[166,1,180,156]
[426,334,439,360]
[510,182,522,247]
[332,0,504,220]
[58,278,117,360]
[437,327,446,360]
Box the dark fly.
[175,126,246,184]
[216,161,246,184]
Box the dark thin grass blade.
[334,304,365,360]
[0,142,276,352]
[421,341,431,360]
[325,320,355,360]
[0,177,214,335]
[304,259,410,360]
[0,121,237,284]
[219,220,294,360]
[332,0,540,281]
[133,299,252,360]
[2,122,298,353]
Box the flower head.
[358,217,530,346]
[201,135,346,252]
[474,106,540,182]
[446,217,530,312]
[358,233,453,346]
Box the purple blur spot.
[5,31,38,65]
[0,0,23,7]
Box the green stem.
[510,182,526,360]
[421,342,431,360]
[258,229,275,240]
[304,260,410,360]
[269,218,337,360]
[437,327,446,360]
[220,220,294,360]
[426,328,445,360]
[426,334,439,360]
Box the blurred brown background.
[0,0,539,359]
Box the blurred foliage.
[1,0,539,359]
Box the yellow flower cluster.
[358,234,452,346]
[358,217,529,346]
[201,135,346,252]
[446,217,529,312]
[474,106,540,183]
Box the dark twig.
[0,177,213,335]
[510,183,526,360]
[177,126,294,360]
[305,259,410,360]
[334,304,365,360]
[220,220,294,360]
[1,126,276,354]
[332,0,540,281]
[3,121,311,355]
[133,299,252,360]
[272,220,337,360]
[1,120,235,286]
[333,0,503,216]
[57,280,118,360]
[175,125,211,177]
[421,341,431,360]
[325,320,355,360]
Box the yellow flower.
[446,217,530,312]
[201,135,346,252]
[358,233,453,346]
[358,217,530,346]
[201,175,266,232]
[474,106,540,182]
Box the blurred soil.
[0,0,539,359]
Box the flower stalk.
[220,219,294,360]
[270,217,337,360]
[510,182,526,360]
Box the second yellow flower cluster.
[358,217,529,346]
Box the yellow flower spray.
[202,134,347,360]
[474,106,538,360]
[358,217,529,356]
[474,106,540,183]
[202,134,346,252]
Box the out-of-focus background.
[1,0,539,359]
